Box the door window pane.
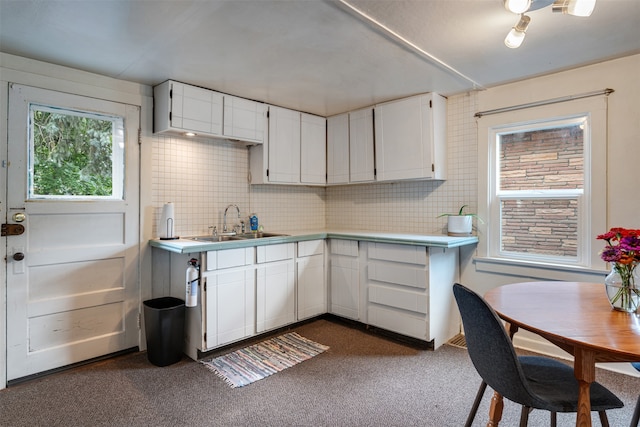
[29,104,124,199]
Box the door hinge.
[1,223,25,237]
[266,169,269,177]
[169,112,172,122]
[138,128,142,145]
[432,164,435,172]
[138,312,142,329]
[266,110,270,119]
[429,100,432,108]
[204,333,207,342]
[169,88,172,99]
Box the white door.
[6,84,140,381]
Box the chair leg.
[630,395,640,427]
[464,380,488,427]
[550,411,557,427]
[519,406,531,427]
[598,410,610,427]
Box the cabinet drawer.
[298,239,324,257]
[330,239,358,257]
[205,247,254,271]
[368,305,427,341]
[368,261,428,289]
[256,243,294,263]
[368,284,427,314]
[368,242,426,265]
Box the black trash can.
[143,297,185,367]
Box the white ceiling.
[1,0,639,117]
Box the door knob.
[13,212,26,222]
[13,252,25,261]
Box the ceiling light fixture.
[504,15,531,48]
[552,0,596,16]
[504,0,532,14]
[502,0,596,48]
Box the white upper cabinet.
[349,107,376,183]
[301,113,327,185]
[374,93,447,182]
[223,95,267,144]
[154,80,223,137]
[327,113,350,185]
[250,106,326,185]
[266,105,301,184]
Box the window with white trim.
[478,96,608,269]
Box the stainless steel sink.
[189,232,288,242]
[189,235,242,242]
[234,232,289,239]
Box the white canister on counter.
[159,202,178,239]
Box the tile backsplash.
[151,92,478,238]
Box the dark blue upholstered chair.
[631,362,640,427]
[453,283,624,427]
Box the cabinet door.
[349,107,375,182]
[171,81,223,135]
[327,113,350,184]
[256,260,296,332]
[268,106,301,183]
[223,95,267,144]
[204,268,255,349]
[298,253,326,320]
[300,113,327,185]
[329,240,359,320]
[330,256,359,320]
[374,94,435,182]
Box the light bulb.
[552,0,597,16]
[504,15,531,49]
[504,0,532,14]
[505,28,526,48]
[567,0,596,16]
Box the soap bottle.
[249,213,258,232]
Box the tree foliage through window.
[31,109,114,196]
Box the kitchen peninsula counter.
[149,230,478,253]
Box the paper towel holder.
[159,202,179,240]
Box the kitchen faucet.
[223,204,240,234]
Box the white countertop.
[149,230,479,254]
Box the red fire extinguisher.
[186,258,199,307]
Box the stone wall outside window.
[499,125,583,257]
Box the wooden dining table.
[484,281,640,427]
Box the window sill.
[473,256,608,282]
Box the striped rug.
[200,332,329,388]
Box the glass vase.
[604,265,640,313]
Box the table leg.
[574,349,596,427]
[487,391,504,427]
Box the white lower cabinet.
[202,247,255,350]
[162,237,460,360]
[256,243,296,333]
[365,242,459,349]
[204,268,255,349]
[329,239,360,320]
[297,240,326,320]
